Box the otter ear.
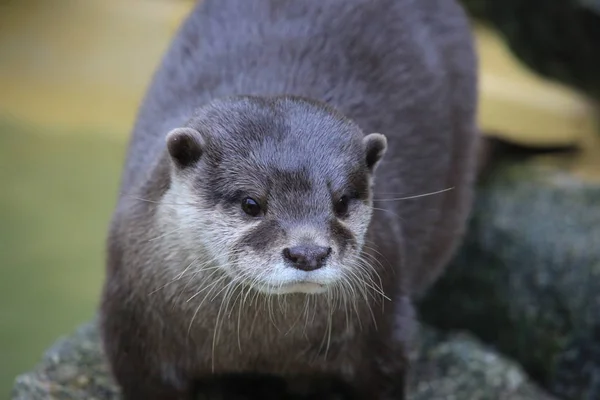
[166,127,204,169]
[363,133,387,173]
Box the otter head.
[162,96,386,296]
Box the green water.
[0,119,126,396]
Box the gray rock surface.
[11,321,118,400]
[409,327,556,400]
[418,156,600,400]
[11,320,555,399]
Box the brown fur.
[99,0,479,399]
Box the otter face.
[163,97,386,296]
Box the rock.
[11,320,555,399]
[11,321,118,400]
[550,326,600,400]
[418,156,600,400]
[409,327,557,400]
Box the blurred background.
[1,0,599,397]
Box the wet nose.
[282,245,332,271]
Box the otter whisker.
[339,275,358,331]
[186,270,227,303]
[371,206,402,220]
[153,255,223,300]
[227,265,256,352]
[153,247,231,302]
[241,272,262,310]
[208,274,240,304]
[283,294,310,336]
[212,277,240,372]
[267,292,280,332]
[345,269,372,311]
[335,284,344,312]
[121,194,198,207]
[231,267,268,352]
[174,256,204,279]
[301,295,311,337]
[147,226,186,242]
[313,288,333,362]
[195,274,229,311]
[180,246,242,284]
[336,283,349,331]
[362,240,395,271]
[353,252,386,286]
[248,300,261,338]
[355,266,390,303]
[330,286,338,317]
[208,266,256,362]
[226,267,254,311]
[347,256,386,302]
[311,293,318,326]
[277,287,286,315]
[337,282,352,330]
[355,250,387,293]
[354,259,389,302]
[373,187,454,202]
[249,276,265,309]
[325,291,333,360]
[346,272,366,331]
[173,265,223,308]
[351,280,365,332]
[236,285,250,351]
[344,264,379,330]
[187,273,229,336]
[247,272,272,338]
[234,272,264,338]
[148,256,200,295]
[361,242,391,264]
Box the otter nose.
[282,245,332,271]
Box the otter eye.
[241,197,262,217]
[334,195,350,218]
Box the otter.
[99,0,479,399]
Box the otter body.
[100,0,479,399]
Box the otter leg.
[102,321,194,399]
[109,361,192,400]
[100,289,194,400]
[359,298,413,399]
[370,353,409,400]
[350,342,409,400]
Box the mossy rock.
[419,156,600,400]
[11,320,554,399]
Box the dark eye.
[241,197,262,217]
[334,195,350,218]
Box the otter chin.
[248,260,344,295]
[258,280,327,295]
